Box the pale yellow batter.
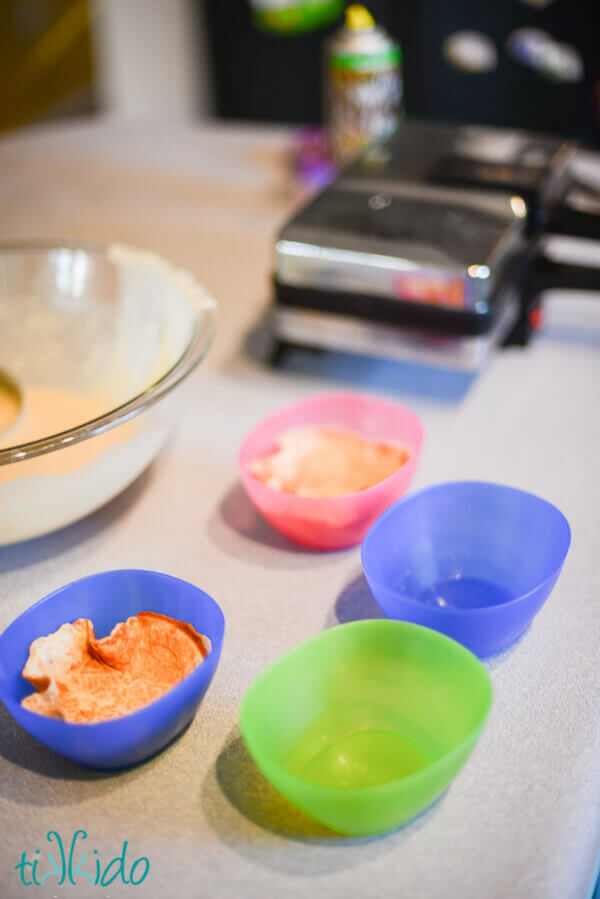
[0,385,129,483]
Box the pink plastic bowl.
[238,392,424,550]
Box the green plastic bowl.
[240,620,492,836]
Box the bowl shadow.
[327,572,385,628]
[201,728,445,876]
[0,697,181,806]
[0,701,118,805]
[207,482,346,569]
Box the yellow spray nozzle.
[345,4,375,31]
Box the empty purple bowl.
[0,569,225,770]
[361,482,571,657]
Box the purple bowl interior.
[0,569,225,769]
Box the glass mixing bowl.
[0,241,216,545]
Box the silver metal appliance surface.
[273,288,519,373]
[272,122,600,372]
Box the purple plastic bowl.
[0,569,225,770]
[361,481,571,657]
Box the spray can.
[325,4,403,167]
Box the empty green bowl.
[240,620,492,836]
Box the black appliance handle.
[546,152,600,240]
[546,184,600,241]
[532,234,600,294]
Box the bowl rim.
[240,618,492,800]
[238,390,424,507]
[0,568,225,730]
[0,239,217,467]
[361,479,572,616]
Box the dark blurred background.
[205,0,596,141]
[0,0,597,143]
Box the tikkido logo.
[15,830,150,887]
